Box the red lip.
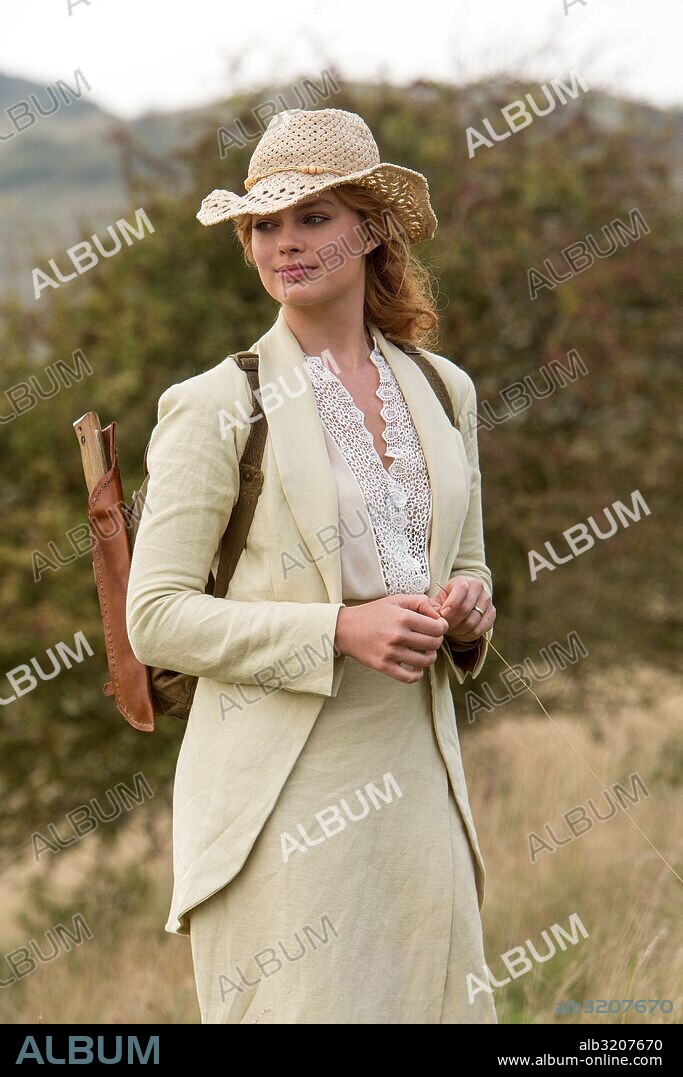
[276,264,317,273]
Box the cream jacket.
[126,306,494,936]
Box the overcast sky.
[1,0,681,119]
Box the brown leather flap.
[89,422,155,733]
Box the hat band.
[244,164,347,191]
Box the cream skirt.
[188,653,497,1024]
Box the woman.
[126,107,497,1024]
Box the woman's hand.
[430,576,496,644]
[334,594,449,683]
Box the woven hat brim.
[196,162,438,244]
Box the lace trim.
[304,343,432,594]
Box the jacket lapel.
[255,308,343,604]
[367,320,462,598]
[252,307,461,604]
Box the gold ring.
[474,605,485,616]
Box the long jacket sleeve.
[441,372,494,683]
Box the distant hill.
[0,71,222,299]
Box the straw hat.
[196,107,438,245]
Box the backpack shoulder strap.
[212,351,264,599]
[398,342,456,427]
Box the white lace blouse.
[303,335,433,602]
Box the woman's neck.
[283,304,375,374]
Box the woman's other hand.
[430,576,496,644]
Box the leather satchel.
[85,344,459,733]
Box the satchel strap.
[399,343,456,427]
[211,353,264,599]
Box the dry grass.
[1,667,680,1024]
[469,666,683,1024]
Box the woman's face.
[250,189,374,308]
